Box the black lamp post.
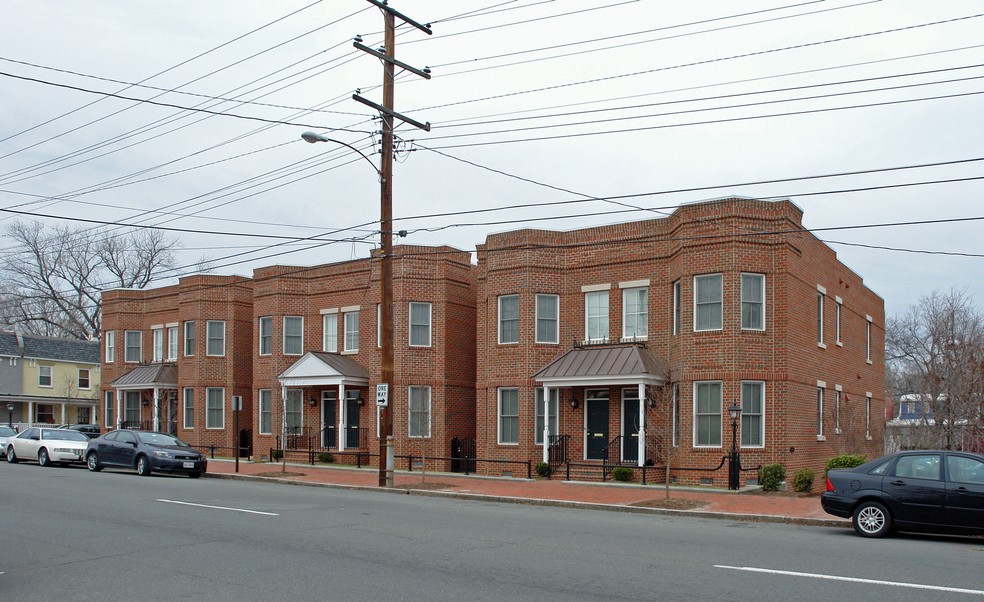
[727,401,742,490]
[7,403,13,428]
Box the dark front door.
[346,398,361,449]
[622,396,640,464]
[322,393,337,448]
[586,391,609,460]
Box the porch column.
[60,402,66,425]
[637,382,646,468]
[281,386,288,452]
[27,400,33,427]
[542,387,551,464]
[115,388,122,428]
[153,387,161,431]
[338,383,346,452]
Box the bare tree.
[886,288,984,450]
[0,221,189,340]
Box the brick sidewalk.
[207,459,847,526]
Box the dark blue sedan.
[85,429,207,478]
[822,450,984,537]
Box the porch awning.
[533,344,666,388]
[277,351,370,388]
[108,364,178,390]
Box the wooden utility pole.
[353,0,431,487]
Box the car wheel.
[38,448,51,467]
[188,471,202,479]
[86,451,102,472]
[136,455,152,476]
[853,501,892,538]
[6,446,17,463]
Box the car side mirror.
[129,441,137,447]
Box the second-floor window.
[152,328,164,362]
[817,285,826,346]
[105,330,115,363]
[585,290,609,342]
[498,295,519,344]
[672,281,681,335]
[124,330,142,362]
[258,316,272,355]
[535,294,559,344]
[78,369,91,390]
[344,311,360,352]
[323,312,337,352]
[39,365,52,387]
[206,321,225,356]
[622,287,648,340]
[167,326,178,360]
[409,302,432,347]
[284,316,303,355]
[183,321,195,356]
[741,273,765,330]
[695,274,722,331]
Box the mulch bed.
[629,498,708,510]
[254,471,307,478]
[396,482,458,490]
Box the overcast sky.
[0,0,982,318]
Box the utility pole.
[354,0,431,487]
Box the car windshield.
[0,426,15,437]
[42,429,89,441]
[137,432,188,447]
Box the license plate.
[183,461,195,469]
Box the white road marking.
[157,499,278,516]
[716,565,984,596]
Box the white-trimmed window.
[104,391,114,427]
[124,391,141,425]
[206,387,224,429]
[498,388,519,444]
[409,302,432,347]
[817,286,826,347]
[865,395,872,439]
[694,381,722,447]
[167,326,178,360]
[322,312,338,352]
[258,316,272,355]
[866,316,872,363]
[183,321,195,356]
[286,389,302,432]
[694,274,722,331]
[152,328,164,362]
[78,369,91,390]
[740,273,765,331]
[535,388,558,445]
[498,295,519,344]
[740,381,764,447]
[835,297,843,346]
[39,365,52,387]
[408,386,431,438]
[585,290,609,342]
[183,388,194,429]
[535,294,559,344]
[124,330,142,363]
[284,316,303,355]
[672,281,681,335]
[105,330,115,363]
[834,387,842,434]
[343,310,360,352]
[672,383,680,447]
[206,321,225,356]
[258,390,272,435]
[622,287,648,340]
[817,385,825,438]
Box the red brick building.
[475,197,884,487]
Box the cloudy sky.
[0,0,981,318]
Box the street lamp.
[727,401,742,490]
[7,403,13,428]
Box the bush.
[270,450,283,461]
[611,467,633,482]
[758,463,786,491]
[825,454,866,475]
[534,462,551,478]
[318,452,335,463]
[791,468,815,493]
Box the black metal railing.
[547,434,569,470]
[450,437,476,473]
[276,426,368,451]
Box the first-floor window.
[104,391,114,427]
[835,389,841,433]
[183,388,194,429]
[817,387,825,438]
[740,382,764,447]
[694,381,722,447]
[535,388,558,445]
[124,391,141,425]
[865,396,872,438]
[286,390,302,432]
[498,388,519,444]
[206,388,224,429]
[672,384,680,447]
[408,386,431,438]
[258,389,272,435]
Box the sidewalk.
[206,459,848,527]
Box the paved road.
[2,462,983,601]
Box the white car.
[0,425,16,458]
[6,427,89,466]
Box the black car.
[822,450,984,538]
[68,424,101,438]
[85,429,207,478]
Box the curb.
[206,472,850,529]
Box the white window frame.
[622,286,649,340]
[866,315,873,364]
[343,310,360,353]
[816,383,825,440]
[817,285,826,348]
[124,330,142,363]
[206,320,226,357]
[258,316,272,356]
[740,381,764,448]
[535,388,558,446]
[693,381,722,447]
[498,387,519,445]
[672,383,680,447]
[322,311,338,352]
[584,290,609,343]
[183,321,195,356]
[694,274,723,332]
[408,385,431,438]
[672,281,681,335]
[835,296,843,346]
[740,273,765,331]
[283,316,304,356]
[865,394,872,439]
[834,386,842,434]
[104,391,114,427]
[258,389,272,435]
[105,330,115,363]
[152,327,164,363]
[498,295,519,345]
[535,294,559,344]
[167,325,178,361]
[409,302,432,347]
[206,387,225,430]
[183,388,194,429]
[78,368,91,390]
[39,365,52,388]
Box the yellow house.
[1,331,100,430]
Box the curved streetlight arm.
[300,131,380,175]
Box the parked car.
[0,425,17,458]
[5,427,90,466]
[85,429,207,478]
[68,424,101,438]
[822,450,984,538]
